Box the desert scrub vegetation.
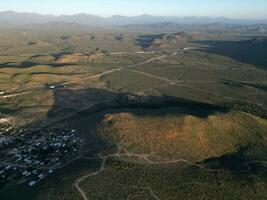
[99,111,267,162]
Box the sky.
[0,0,267,19]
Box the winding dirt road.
[73,146,267,200]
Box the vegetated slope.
[195,37,267,68]
[135,31,230,50]
[76,109,267,200]
[99,111,267,162]
[0,29,141,56]
[136,32,190,50]
[55,53,104,64]
[79,157,267,200]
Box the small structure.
[29,181,36,186]
[0,118,9,124]
[49,85,55,89]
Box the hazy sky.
[0,0,267,19]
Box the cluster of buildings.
[123,94,149,104]
[0,122,13,136]
[0,126,82,187]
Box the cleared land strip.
[125,69,178,85]
[148,187,161,200]
[62,55,169,86]
[125,69,267,111]
[126,69,267,85]
[177,83,267,111]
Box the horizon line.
[1,10,267,21]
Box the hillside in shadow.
[45,87,229,154]
[193,38,267,69]
[0,61,71,69]
[47,87,228,122]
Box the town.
[0,122,82,188]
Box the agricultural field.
[0,24,267,200]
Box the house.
[29,181,36,186]
[49,85,55,89]
[0,118,9,124]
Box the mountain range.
[1,11,267,27]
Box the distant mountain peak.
[0,11,266,27]
[140,14,152,17]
